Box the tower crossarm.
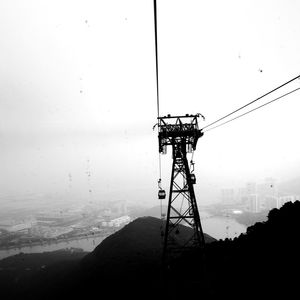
[158,114,204,153]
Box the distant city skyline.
[220,177,300,212]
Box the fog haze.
[1,0,300,209]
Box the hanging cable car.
[158,178,166,199]
[158,189,166,199]
[190,174,196,184]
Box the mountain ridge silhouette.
[1,202,299,299]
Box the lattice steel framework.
[158,114,205,266]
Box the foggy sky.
[1,0,300,207]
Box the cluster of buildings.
[221,178,299,213]
[101,216,131,228]
[30,226,74,239]
[0,200,131,241]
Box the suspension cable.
[201,74,300,131]
[153,0,160,118]
[154,0,164,219]
[154,0,162,180]
[203,87,300,133]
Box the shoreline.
[0,230,113,252]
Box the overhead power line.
[201,74,300,131]
[203,87,300,133]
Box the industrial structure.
[157,114,206,265]
[152,0,206,265]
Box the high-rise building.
[248,194,260,213]
[278,195,300,208]
[243,182,260,212]
[246,182,257,194]
[258,178,278,210]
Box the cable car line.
[153,0,167,217]
[203,87,300,133]
[153,0,160,118]
[201,74,300,131]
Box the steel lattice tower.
[158,113,205,266]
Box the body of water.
[201,211,247,240]
[0,213,246,261]
[0,235,105,260]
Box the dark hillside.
[79,217,216,298]
[0,217,215,299]
[83,216,215,269]
[0,248,87,299]
[1,202,299,299]
[203,200,300,298]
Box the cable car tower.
[152,0,206,266]
[158,113,206,266]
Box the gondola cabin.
[190,174,196,184]
[158,189,166,199]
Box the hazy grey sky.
[1,0,300,207]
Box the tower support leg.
[162,144,205,267]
